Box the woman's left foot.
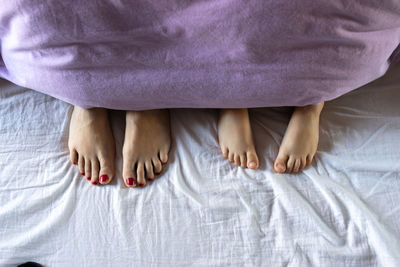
[274,102,324,173]
[217,109,259,169]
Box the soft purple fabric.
[0,0,400,110]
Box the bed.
[1,62,400,266]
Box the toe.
[240,153,247,168]
[234,154,240,166]
[300,157,307,169]
[286,156,296,173]
[159,149,169,164]
[306,154,313,166]
[228,152,234,163]
[70,149,78,165]
[98,158,114,185]
[91,160,100,183]
[221,145,228,158]
[293,158,301,173]
[152,157,162,175]
[274,153,288,173]
[123,158,137,187]
[78,154,85,176]
[85,158,91,181]
[246,151,259,170]
[136,161,146,187]
[123,153,137,187]
[145,160,155,181]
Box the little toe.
[221,145,228,158]
[306,155,311,166]
[152,157,162,175]
[136,161,146,187]
[78,154,85,176]
[85,158,91,181]
[159,149,169,164]
[145,160,155,181]
[293,159,301,173]
[70,149,78,165]
[286,156,296,173]
[234,154,240,166]
[240,153,247,168]
[246,151,259,170]
[274,153,288,173]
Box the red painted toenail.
[91,181,98,185]
[86,177,91,181]
[155,172,160,175]
[126,178,135,186]
[81,172,85,175]
[73,162,77,165]
[148,177,154,181]
[100,175,109,183]
[138,183,145,187]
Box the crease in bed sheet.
[1,65,400,266]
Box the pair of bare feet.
[68,103,324,187]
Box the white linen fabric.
[0,64,400,267]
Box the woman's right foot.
[122,109,171,188]
[68,106,116,185]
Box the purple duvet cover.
[0,0,399,110]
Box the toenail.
[100,175,109,183]
[81,172,85,175]
[138,183,145,187]
[126,178,135,186]
[73,162,77,165]
[148,177,154,181]
[86,177,91,181]
[277,163,285,171]
[248,162,257,168]
[155,172,161,175]
[91,181,98,185]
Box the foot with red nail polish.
[122,109,171,188]
[68,106,116,186]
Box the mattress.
[1,63,400,266]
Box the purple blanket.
[0,0,399,110]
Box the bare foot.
[68,106,116,185]
[122,109,171,187]
[217,108,259,169]
[274,102,324,173]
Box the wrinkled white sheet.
[1,64,400,267]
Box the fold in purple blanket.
[0,0,399,110]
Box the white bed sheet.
[0,63,400,267]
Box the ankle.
[294,102,324,117]
[219,108,248,116]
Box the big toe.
[274,154,288,173]
[246,151,259,169]
[98,159,114,185]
